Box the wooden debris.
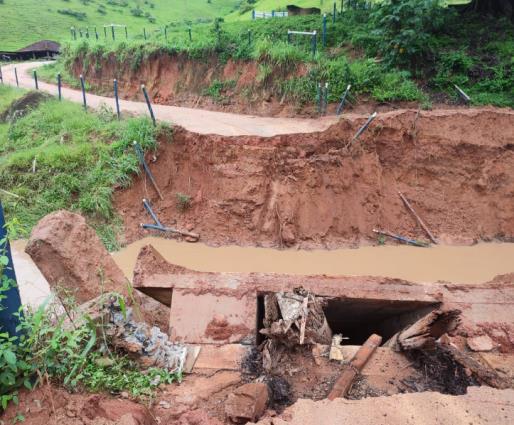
[398,191,438,244]
[327,334,382,400]
[260,289,332,347]
[384,309,461,351]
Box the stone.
[25,210,170,330]
[225,383,269,424]
[467,335,495,352]
[26,210,128,303]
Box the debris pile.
[79,293,187,373]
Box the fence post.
[33,70,38,90]
[312,31,317,56]
[272,10,275,17]
[125,26,128,40]
[112,26,115,41]
[317,83,322,115]
[104,26,107,38]
[164,26,168,42]
[141,85,156,126]
[322,14,327,47]
[0,66,3,84]
[248,29,252,45]
[57,73,62,100]
[86,27,89,38]
[14,67,18,87]
[324,82,329,115]
[95,27,99,40]
[333,2,337,23]
[114,79,121,120]
[143,28,147,40]
[80,74,87,110]
[188,27,192,42]
[79,29,83,38]
[287,30,291,44]
[0,201,23,337]
[252,10,256,20]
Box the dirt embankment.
[114,107,514,248]
[70,52,319,116]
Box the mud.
[115,108,514,250]
[112,237,514,284]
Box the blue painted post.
[312,31,317,56]
[86,27,90,38]
[0,201,23,337]
[322,14,327,47]
[79,29,83,38]
[248,29,251,45]
[141,85,156,126]
[33,70,38,90]
[272,10,275,17]
[57,73,62,100]
[333,2,336,23]
[324,82,329,115]
[188,28,192,42]
[73,28,77,40]
[252,10,256,20]
[125,26,128,40]
[14,67,19,87]
[143,28,147,40]
[104,26,107,38]
[95,27,99,40]
[317,83,322,115]
[336,84,351,115]
[80,74,87,110]
[114,79,121,120]
[112,25,115,41]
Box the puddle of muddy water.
[112,237,514,284]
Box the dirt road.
[1,61,338,136]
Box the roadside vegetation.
[46,1,513,108]
[0,85,172,250]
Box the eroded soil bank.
[115,107,514,249]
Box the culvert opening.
[256,293,438,346]
[321,297,438,345]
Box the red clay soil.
[114,107,514,249]
[70,53,426,117]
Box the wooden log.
[440,343,509,389]
[384,309,461,351]
[327,333,382,400]
[398,191,438,244]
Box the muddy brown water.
[112,237,514,284]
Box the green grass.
[0,0,240,51]
[0,85,172,249]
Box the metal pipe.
[80,74,87,110]
[336,84,351,115]
[133,141,163,199]
[141,84,156,126]
[345,111,377,148]
[114,79,121,119]
[142,198,162,227]
[57,73,62,100]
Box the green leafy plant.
[176,193,191,212]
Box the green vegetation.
[175,192,191,212]
[0,85,172,250]
[0,0,240,51]
[52,2,513,108]
[0,282,179,410]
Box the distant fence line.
[252,10,288,19]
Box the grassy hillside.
[0,85,171,249]
[0,0,240,51]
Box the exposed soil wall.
[114,107,514,249]
[70,52,316,116]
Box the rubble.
[25,210,170,330]
[467,335,495,352]
[225,383,269,424]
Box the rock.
[225,383,269,424]
[158,400,172,409]
[26,210,129,303]
[81,396,155,425]
[176,409,224,425]
[25,210,170,330]
[467,335,495,352]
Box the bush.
[57,9,87,20]
[369,0,452,70]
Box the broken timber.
[328,333,382,400]
[384,309,461,351]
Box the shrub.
[57,9,87,20]
[176,193,191,212]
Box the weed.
[176,193,192,212]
